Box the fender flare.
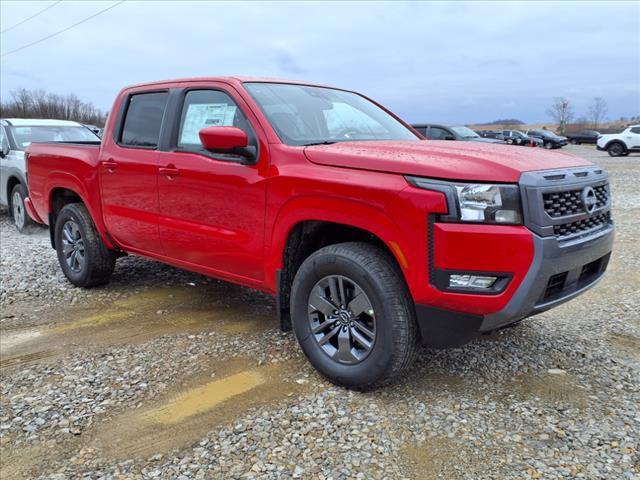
[604,139,628,151]
[44,172,115,249]
[264,194,410,290]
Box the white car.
[596,124,640,157]
[0,118,100,233]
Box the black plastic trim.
[414,304,483,348]
[431,268,512,295]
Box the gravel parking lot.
[1,145,638,480]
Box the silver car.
[0,119,100,233]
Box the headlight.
[406,177,523,224]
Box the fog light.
[449,274,497,289]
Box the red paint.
[26,77,594,315]
[199,126,248,151]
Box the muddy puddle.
[89,358,306,459]
[503,371,588,407]
[0,285,278,369]
[607,332,640,360]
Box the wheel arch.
[270,203,409,331]
[604,139,627,151]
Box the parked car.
[526,129,568,149]
[477,130,502,139]
[567,129,600,145]
[25,77,613,389]
[596,124,640,157]
[412,124,505,143]
[501,130,543,147]
[83,124,103,137]
[0,118,100,232]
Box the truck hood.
[303,140,592,182]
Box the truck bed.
[26,142,103,227]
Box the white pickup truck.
[597,124,640,157]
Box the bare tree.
[0,88,107,126]
[546,97,574,135]
[587,97,608,129]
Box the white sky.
[1,0,639,123]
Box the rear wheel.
[607,142,626,157]
[10,183,37,234]
[290,242,419,390]
[55,203,116,288]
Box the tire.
[607,142,626,157]
[506,138,513,145]
[570,139,579,145]
[10,183,38,234]
[55,203,116,288]
[290,242,419,390]
[544,141,553,149]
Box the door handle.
[159,165,180,178]
[102,159,118,172]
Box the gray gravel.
[0,145,638,479]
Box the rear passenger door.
[99,91,168,254]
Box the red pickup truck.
[25,77,614,389]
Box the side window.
[630,127,640,134]
[428,127,450,140]
[120,92,168,148]
[413,126,427,136]
[0,127,8,152]
[177,90,252,150]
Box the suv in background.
[597,125,640,157]
[526,129,568,149]
[0,118,100,233]
[413,124,504,143]
[501,130,543,147]
[567,130,600,145]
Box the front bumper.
[415,225,613,347]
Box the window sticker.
[180,103,237,145]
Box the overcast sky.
[1,0,638,124]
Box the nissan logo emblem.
[582,186,597,214]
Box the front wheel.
[290,242,419,390]
[570,139,579,145]
[544,141,553,149]
[55,203,116,288]
[607,142,626,157]
[10,184,37,234]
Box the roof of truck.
[1,118,83,127]
[124,76,334,90]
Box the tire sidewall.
[291,251,399,388]
[55,205,93,286]
[10,184,31,232]
[608,143,624,157]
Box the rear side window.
[120,92,168,148]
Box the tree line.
[547,96,639,135]
[0,88,107,127]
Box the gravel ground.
[0,145,638,479]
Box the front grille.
[542,184,609,218]
[554,211,611,238]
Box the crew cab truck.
[25,77,614,389]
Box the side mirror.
[444,135,456,141]
[0,144,9,158]
[198,127,256,163]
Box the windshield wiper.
[302,141,337,147]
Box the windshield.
[9,125,99,150]
[244,83,418,146]
[451,126,480,138]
